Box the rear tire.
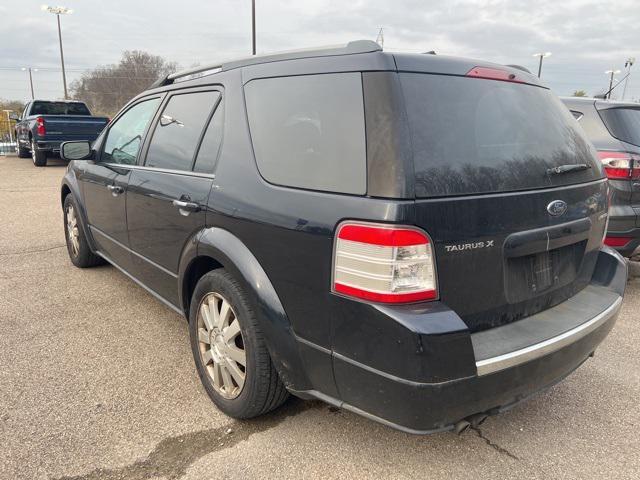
[63,194,104,268]
[31,140,47,167]
[189,270,289,419]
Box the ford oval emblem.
[547,200,568,217]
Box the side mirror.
[61,141,93,161]
[8,113,20,121]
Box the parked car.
[14,100,108,167]
[59,41,627,434]
[562,97,640,257]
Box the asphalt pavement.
[1,154,639,480]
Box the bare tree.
[70,51,178,116]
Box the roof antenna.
[376,27,384,48]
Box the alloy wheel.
[66,204,80,256]
[197,292,247,399]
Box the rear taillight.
[604,236,632,248]
[597,151,640,180]
[36,116,46,136]
[332,222,437,304]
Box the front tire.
[189,270,289,419]
[16,141,30,158]
[31,140,47,167]
[63,194,103,268]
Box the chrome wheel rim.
[197,292,246,399]
[66,204,80,256]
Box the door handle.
[172,199,201,215]
[107,185,124,196]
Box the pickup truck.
[14,100,108,167]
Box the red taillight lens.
[604,236,632,248]
[332,222,438,304]
[466,66,525,84]
[597,151,640,180]
[36,116,46,136]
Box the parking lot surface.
[1,154,639,480]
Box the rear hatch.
[398,65,607,332]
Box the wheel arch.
[60,176,97,252]
[178,227,312,391]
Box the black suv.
[60,41,627,434]
[562,97,640,257]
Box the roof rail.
[150,39,382,89]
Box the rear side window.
[244,73,366,194]
[145,91,220,171]
[400,73,602,197]
[598,107,640,147]
[193,100,224,174]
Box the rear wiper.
[546,163,591,175]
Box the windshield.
[598,107,640,147]
[400,73,603,197]
[31,101,91,116]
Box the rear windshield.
[31,101,91,116]
[598,107,640,147]
[400,73,602,197]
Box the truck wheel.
[31,140,47,167]
[16,142,30,158]
[63,194,104,268]
[189,270,289,419]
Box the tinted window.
[598,107,640,147]
[103,98,160,165]
[31,101,91,115]
[571,110,584,120]
[400,73,602,197]
[145,91,219,171]
[194,99,224,174]
[245,73,366,194]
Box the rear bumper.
[300,248,627,433]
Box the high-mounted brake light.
[466,66,525,84]
[36,116,46,136]
[597,151,640,180]
[332,222,437,304]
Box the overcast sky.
[1,0,639,103]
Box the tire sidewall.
[189,270,261,418]
[63,194,90,267]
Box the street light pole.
[21,67,37,99]
[42,5,73,99]
[622,58,635,101]
[532,52,552,78]
[251,0,256,55]
[605,69,621,100]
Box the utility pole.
[42,5,73,99]
[605,69,621,100]
[622,58,635,101]
[251,0,256,55]
[21,67,37,99]
[376,27,384,48]
[532,52,552,78]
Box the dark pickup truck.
[14,100,108,167]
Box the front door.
[126,90,223,307]
[80,97,162,270]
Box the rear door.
[398,71,607,332]
[80,96,161,270]
[126,89,223,306]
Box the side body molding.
[179,227,312,391]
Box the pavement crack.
[54,399,322,480]
[471,426,520,461]
[0,244,65,256]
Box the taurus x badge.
[547,200,568,217]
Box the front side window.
[244,73,367,194]
[145,91,220,171]
[102,98,161,165]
